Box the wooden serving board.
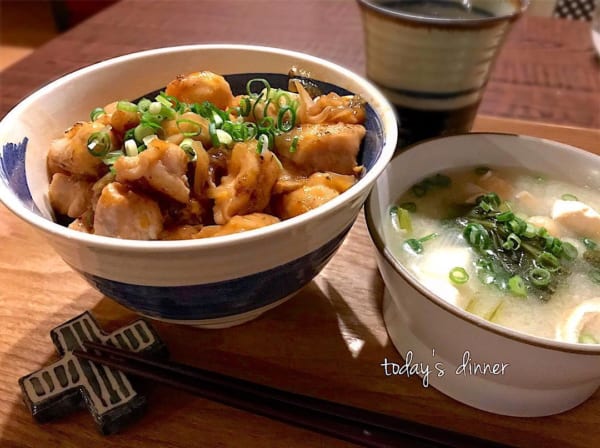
[0,116,598,447]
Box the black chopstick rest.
[18,311,167,434]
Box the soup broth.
[384,166,600,344]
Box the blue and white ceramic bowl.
[0,45,397,328]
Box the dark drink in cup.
[357,0,526,147]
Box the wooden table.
[1,1,599,447]
[1,0,599,127]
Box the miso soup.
[384,166,600,344]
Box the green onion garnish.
[137,98,152,113]
[561,242,578,261]
[257,134,270,154]
[536,252,560,272]
[180,138,196,161]
[529,268,551,287]
[502,233,521,251]
[463,223,490,251]
[176,119,202,137]
[124,139,138,157]
[390,206,412,232]
[246,78,271,97]
[86,131,112,156]
[496,211,514,222]
[561,193,578,201]
[508,275,527,297]
[449,267,469,284]
[208,122,220,148]
[133,124,156,143]
[277,105,297,132]
[403,233,438,255]
[239,97,252,116]
[589,269,600,284]
[90,107,105,121]
[117,101,138,113]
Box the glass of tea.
[357,0,528,147]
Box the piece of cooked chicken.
[209,141,281,224]
[196,213,280,238]
[47,121,112,178]
[48,173,93,218]
[274,184,339,219]
[274,123,365,175]
[94,182,163,240]
[165,71,234,110]
[114,139,190,203]
[551,199,600,239]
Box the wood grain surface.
[0,1,599,446]
[0,0,599,127]
[0,117,598,447]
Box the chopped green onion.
[478,192,500,208]
[508,275,527,297]
[124,139,138,157]
[583,238,598,250]
[508,218,527,235]
[449,267,469,284]
[463,223,490,251]
[543,236,563,257]
[134,124,156,143]
[502,233,521,251]
[536,251,560,272]
[86,131,112,157]
[180,138,196,161]
[176,119,202,137]
[142,134,157,146]
[561,242,578,261]
[101,150,123,166]
[390,206,412,233]
[155,94,173,108]
[246,78,271,97]
[403,233,438,255]
[117,101,138,113]
[137,98,152,113]
[90,107,105,121]
[258,134,270,154]
[239,97,252,116]
[216,129,233,147]
[496,211,514,222]
[208,122,220,147]
[523,223,537,238]
[399,202,417,213]
[149,101,162,114]
[277,105,297,132]
[404,239,423,254]
[561,193,578,201]
[529,268,551,287]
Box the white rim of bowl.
[366,132,600,355]
[0,44,398,252]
